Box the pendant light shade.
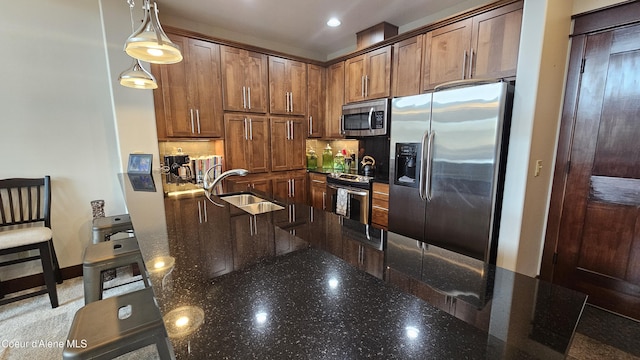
[119,59,158,89]
[124,0,182,64]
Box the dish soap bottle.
[306,148,317,170]
[322,144,333,169]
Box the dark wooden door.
[548,23,640,319]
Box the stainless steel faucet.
[203,165,249,194]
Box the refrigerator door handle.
[425,131,435,201]
[419,130,430,201]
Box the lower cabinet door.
[231,213,274,270]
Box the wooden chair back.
[0,176,51,229]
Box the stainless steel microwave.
[341,98,390,137]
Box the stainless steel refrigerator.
[388,80,513,263]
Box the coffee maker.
[164,155,192,183]
[394,143,420,188]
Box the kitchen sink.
[219,193,284,215]
[220,194,267,207]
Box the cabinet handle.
[190,109,195,133]
[249,118,253,140]
[468,48,474,79]
[196,109,201,134]
[249,216,253,236]
[244,118,248,140]
[340,115,344,135]
[365,75,368,98]
[462,50,467,79]
[309,116,313,135]
[288,179,293,197]
[290,120,294,140]
[285,120,289,140]
[292,179,295,197]
[289,92,293,113]
[361,75,365,97]
[285,92,289,112]
[322,192,326,210]
[197,201,202,224]
[242,86,247,109]
[203,200,208,222]
[247,87,251,110]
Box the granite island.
[119,172,586,359]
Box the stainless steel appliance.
[326,173,373,224]
[341,98,390,137]
[388,80,514,262]
[163,154,192,183]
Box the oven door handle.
[327,184,369,197]
[368,107,374,131]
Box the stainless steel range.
[326,173,373,224]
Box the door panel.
[552,23,640,319]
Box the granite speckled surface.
[119,172,586,359]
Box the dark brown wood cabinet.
[307,64,325,138]
[164,195,233,278]
[224,114,270,173]
[270,117,306,171]
[272,173,306,204]
[342,236,385,279]
[269,57,307,116]
[308,173,327,211]
[392,35,424,97]
[230,211,274,270]
[228,174,272,197]
[423,2,522,90]
[345,46,392,103]
[325,61,345,138]
[371,182,389,230]
[153,34,224,138]
[221,45,268,113]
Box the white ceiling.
[155,0,478,60]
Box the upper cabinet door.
[345,55,366,103]
[364,46,392,100]
[155,34,223,138]
[188,39,223,137]
[345,46,391,103]
[221,46,246,112]
[392,35,424,97]
[423,19,473,91]
[221,46,268,113]
[269,57,307,116]
[422,1,522,90]
[307,64,325,138]
[244,51,269,113]
[325,61,345,138]
[470,3,522,80]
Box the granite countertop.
[119,172,586,359]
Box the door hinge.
[580,58,586,73]
[552,252,558,265]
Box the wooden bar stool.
[63,287,175,360]
[82,237,150,304]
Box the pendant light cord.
[127,0,136,33]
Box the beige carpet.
[0,273,156,360]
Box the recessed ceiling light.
[327,18,341,27]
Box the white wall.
[0,0,127,277]
[497,0,574,275]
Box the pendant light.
[119,58,158,89]
[124,0,182,64]
[119,0,158,89]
